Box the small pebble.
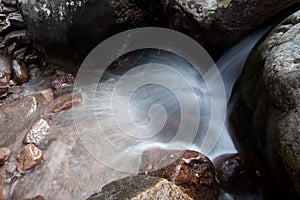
[17,144,44,171]
[51,92,82,113]
[12,59,28,84]
[51,73,74,91]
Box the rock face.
[230,10,300,198]
[140,149,221,200]
[87,175,192,200]
[18,0,157,70]
[0,95,40,147]
[159,0,300,57]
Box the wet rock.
[4,30,30,46]
[0,95,40,147]
[2,6,17,14]
[28,66,41,79]
[213,153,257,195]
[6,12,25,28]
[51,73,74,91]
[11,59,29,84]
[1,0,17,7]
[23,195,46,200]
[17,144,44,171]
[231,10,300,199]
[87,175,192,200]
[13,47,27,60]
[0,54,11,96]
[24,53,41,64]
[39,89,53,103]
[159,0,300,57]
[4,161,17,177]
[18,0,157,70]
[23,118,51,149]
[51,93,82,113]
[7,42,17,55]
[0,175,5,200]
[0,148,10,166]
[140,149,221,200]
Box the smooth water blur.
[12,27,271,199]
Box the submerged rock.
[87,175,192,200]
[0,148,10,166]
[0,95,40,147]
[51,73,74,91]
[230,10,300,199]
[17,144,44,171]
[50,92,82,113]
[140,149,221,200]
[23,195,46,200]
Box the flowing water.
[11,27,271,199]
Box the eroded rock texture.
[230,10,300,199]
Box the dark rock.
[140,149,221,200]
[17,144,44,171]
[213,153,258,195]
[159,0,300,57]
[230,10,300,199]
[51,73,74,91]
[50,93,82,113]
[1,0,17,7]
[28,66,41,79]
[0,148,10,166]
[11,59,29,84]
[2,6,17,14]
[23,118,51,149]
[87,175,192,200]
[0,95,40,147]
[13,47,27,60]
[4,30,31,46]
[24,53,41,64]
[0,54,10,96]
[7,42,17,55]
[6,12,25,28]
[18,0,157,70]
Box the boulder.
[140,149,221,200]
[230,10,300,198]
[18,0,157,71]
[158,0,300,57]
[86,175,192,200]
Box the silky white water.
[13,27,272,199]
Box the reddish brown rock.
[213,153,257,195]
[11,60,29,84]
[140,149,221,200]
[51,93,82,113]
[51,73,74,91]
[0,54,11,96]
[0,148,10,166]
[17,144,44,171]
[23,118,52,149]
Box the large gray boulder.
[159,0,300,57]
[230,10,300,198]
